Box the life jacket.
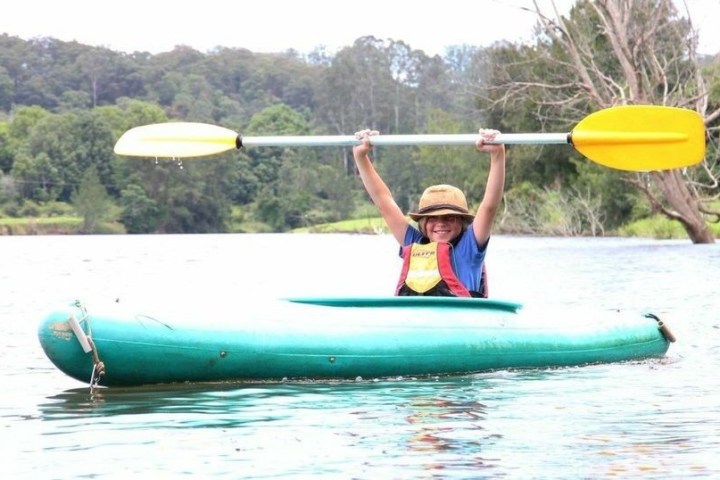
[395,242,488,298]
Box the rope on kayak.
[69,300,106,391]
[645,312,677,343]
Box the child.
[352,129,506,297]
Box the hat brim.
[409,208,474,223]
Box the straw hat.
[408,184,474,223]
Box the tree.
[77,49,113,108]
[244,103,357,230]
[72,165,116,233]
[0,121,13,173]
[0,66,13,111]
[415,110,490,205]
[484,0,718,243]
[20,111,116,201]
[119,183,160,233]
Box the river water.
[1,233,718,479]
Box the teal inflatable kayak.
[37,296,674,387]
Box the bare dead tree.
[486,0,719,243]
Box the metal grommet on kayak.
[67,300,106,391]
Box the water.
[2,234,719,478]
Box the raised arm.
[352,130,409,244]
[472,129,506,246]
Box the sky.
[1,0,719,56]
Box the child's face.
[425,215,463,243]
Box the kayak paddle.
[113,105,705,171]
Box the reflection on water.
[40,383,289,423]
[39,366,718,478]
[39,377,494,427]
[34,377,507,476]
[2,234,720,478]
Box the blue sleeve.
[453,226,489,292]
[403,225,424,245]
[399,225,425,257]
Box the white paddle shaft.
[240,133,570,148]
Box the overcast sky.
[1,0,718,56]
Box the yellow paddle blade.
[114,122,239,158]
[571,105,705,171]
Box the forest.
[1,0,718,242]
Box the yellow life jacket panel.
[395,242,472,297]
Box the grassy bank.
[0,215,389,235]
[292,217,389,234]
[618,215,720,239]
[0,216,84,235]
[0,217,125,235]
[303,214,720,240]
[297,214,719,239]
[2,213,718,240]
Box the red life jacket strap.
[395,245,413,295]
[480,262,488,298]
[435,242,471,297]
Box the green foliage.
[620,208,720,239]
[0,66,13,111]
[240,103,358,230]
[71,165,117,233]
[0,216,83,235]
[11,110,116,202]
[0,29,717,237]
[0,171,17,206]
[119,184,160,233]
[146,160,234,233]
[1,198,73,218]
[97,99,168,139]
[0,121,13,173]
[482,44,582,186]
[244,103,312,188]
[569,157,637,228]
[7,105,51,138]
[618,216,687,239]
[294,216,389,234]
[413,110,488,208]
[501,181,607,236]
